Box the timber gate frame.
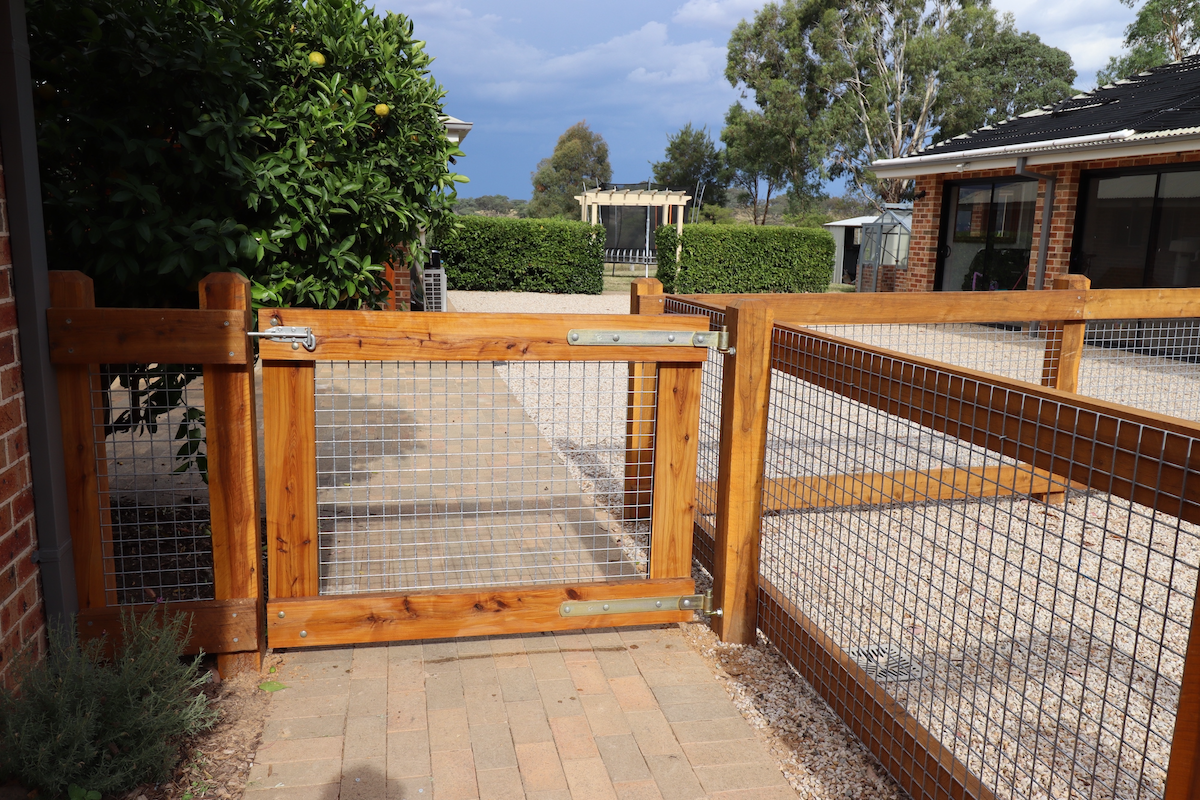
[260,308,710,647]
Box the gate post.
[1038,274,1089,504]
[712,300,773,644]
[625,278,663,522]
[199,273,264,675]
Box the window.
[1074,167,1200,289]
[936,180,1037,291]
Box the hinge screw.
[667,334,675,342]
[570,332,579,342]
[602,604,609,611]
[563,606,571,614]
[612,334,620,342]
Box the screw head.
[667,334,675,342]
[563,606,572,614]
[299,630,308,638]
[223,320,230,327]
[65,318,72,325]
[229,351,235,357]
[233,637,239,643]
[292,342,300,350]
[570,332,579,342]
[68,348,74,354]
[232,612,238,618]
[602,603,610,611]
[655,600,662,608]
[278,611,285,618]
[612,334,620,342]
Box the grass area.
[602,274,639,295]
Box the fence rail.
[653,278,1200,800]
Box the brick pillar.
[0,142,45,690]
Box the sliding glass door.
[936,180,1037,291]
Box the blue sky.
[387,0,1137,200]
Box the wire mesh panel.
[92,364,213,605]
[314,360,655,595]
[758,325,1200,800]
[1078,319,1200,421]
[664,298,725,573]
[805,322,1060,385]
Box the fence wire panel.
[758,326,1200,800]
[314,360,654,595]
[92,364,213,605]
[1078,319,1200,421]
[664,298,725,573]
[805,323,1059,386]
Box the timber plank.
[263,362,318,599]
[200,274,264,671]
[625,279,664,522]
[48,308,249,364]
[78,598,258,655]
[674,289,1086,325]
[256,310,709,362]
[772,324,1200,527]
[758,579,995,800]
[648,363,702,579]
[713,300,773,644]
[1084,287,1200,320]
[267,578,696,647]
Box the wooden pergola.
[575,187,692,243]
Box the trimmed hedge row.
[655,225,835,294]
[435,216,604,294]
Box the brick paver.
[245,625,797,800]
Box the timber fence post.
[1041,274,1090,393]
[200,273,264,676]
[712,299,774,644]
[1166,440,1200,800]
[48,271,116,611]
[625,278,663,523]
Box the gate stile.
[261,309,709,647]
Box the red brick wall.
[0,142,44,690]
[897,149,1200,292]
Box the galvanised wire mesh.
[91,364,213,605]
[759,324,1200,800]
[803,322,1061,386]
[313,360,654,595]
[1078,319,1200,421]
[664,298,725,574]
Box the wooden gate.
[261,309,709,647]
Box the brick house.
[870,56,1200,293]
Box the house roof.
[872,56,1200,177]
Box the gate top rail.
[257,309,711,362]
[47,307,251,364]
[671,286,1200,325]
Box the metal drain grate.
[846,644,922,682]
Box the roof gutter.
[872,129,1136,176]
[1014,157,1056,291]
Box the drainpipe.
[1015,157,1057,291]
[0,0,79,621]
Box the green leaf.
[258,680,288,692]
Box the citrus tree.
[28,0,464,310]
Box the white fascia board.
[871,133,1200,178]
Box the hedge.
[655,225,835,294]
[436,216,604,294]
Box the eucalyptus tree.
[1097,0,1200,84]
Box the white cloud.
[992,0,1132,86]
[672,0,765,29]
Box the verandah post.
[624,278,663,523]
[712,299,774,644]
[199,273,264,675]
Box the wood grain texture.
[757,579,996,800]
[1083,287,1200,320]
[49,272,116,609]
[267,578,696,647]
[773,324,1200,527]
[673,289,1087,325]
[256,310,709,362]
[648,363,702,579]
[199,274,264,671]
[625,279,664,522]
[1052,276,1091,395]
[77,598,258,655]
[263,361,318,599]
[47,308,249,364]
[1167,563,1200,800]
[712,300,773,644]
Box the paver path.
[246,625,798,800]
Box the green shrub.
[437,216,604,294]
[0,609,216,796]
[656,225,834,294]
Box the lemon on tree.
[375,103,389,117]
[308,51,325,66]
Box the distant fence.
[643,277,1200,800]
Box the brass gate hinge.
[559,590,721,618]
[567,327,733,355]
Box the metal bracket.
[248,325,316,352]
[568,327,733,355]
[559,590,721,618]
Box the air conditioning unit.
[422,250,447,312]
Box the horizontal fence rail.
[660,281,1200,800]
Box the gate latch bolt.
[248,325,316,352]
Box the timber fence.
[648,277,1200,800]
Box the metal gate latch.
[248,325,316,352]
[559,590,721,618]
[568,327,733,355]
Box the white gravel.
[448,290,630,315]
